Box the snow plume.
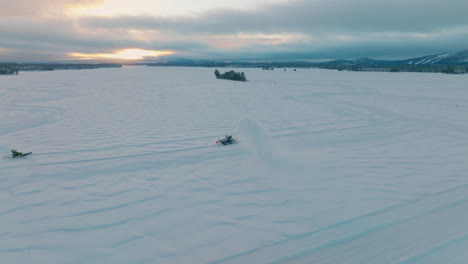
[238,118,274,162]
[237,118,316,185]
[0,144,12,159]
[238,118,301,170]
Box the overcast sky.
[1,0,467,61]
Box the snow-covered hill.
[400,50,468,65]
[325,49,468,65]
[1,67,468,263]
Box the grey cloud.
[0,0,104,17]
[257,35,468,60]
[203,29,468,60]
[81,0,468,34]
[0,17,209,60]
[73,0,468,59]
[1,0,468,61]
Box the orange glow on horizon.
[69,49,175,60]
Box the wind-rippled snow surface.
[1,67,468,263]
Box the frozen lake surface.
[1,67,468,263]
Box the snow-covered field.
[1,66,468,263]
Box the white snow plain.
[1,66,468,263]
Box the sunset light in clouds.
[71,0,289,17]
[71,0,171,17]
[69,49,175,60]
[1,0,468,61]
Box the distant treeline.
[0,64,19,75]
[143,60,468,75]
[0,63,122,75]
[214,69,247,81]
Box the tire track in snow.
[283,198,468,264]
[34,135,220,156]
[212,184,468,264]
[47,208,172,233]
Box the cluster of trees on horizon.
[0,64,19,75]
[214,69,247,82]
